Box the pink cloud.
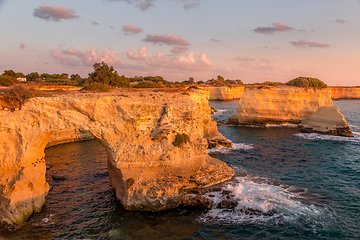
[122,24,143,34]
[92,21,99,26]
[184,2,200,10]
[126,47,213,71]
[330,19,346,24]
[106,0,154,11]
[254,22,294,35]
[210,38,222,43]
[33,4,80,21]
[143,34,189,46]
[290,39,330,48]
[51,47,119,67]
[170,46,189,54]
[19,44,26,49]
[235,57,255,62]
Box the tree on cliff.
[26,72,40,81]
[287,77,327,89]
[2,70,17,78]
[88,62,130,88]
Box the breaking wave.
[199,176,333,226]
[207,142,254,154]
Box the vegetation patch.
[172,133,189,147]
[0,75,19,86]
[0,85,46,110]
[287,77,327,89]
[82,83,113,92]
[133,82,162,88]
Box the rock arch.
[0,90,234,227]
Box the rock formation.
[299,106,353,137]
[228,87,333,125]
[329,87,360,100]
[204,86,245,101]
[0,89,234,227]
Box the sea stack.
[227,86,333,125]
[299,106,353,137]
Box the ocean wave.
[295,132,360,144]
[211,109,229,115]
[199,176,333,225]
[207,142,254,154]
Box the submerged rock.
[51,174,65,180]
[299,106,353,137]
[217,199,238,209]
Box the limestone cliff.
[228,87,333,125]
[329,87,360,100]
[0,89,234,227]
[204,86,245,101]
[299,106,353,137]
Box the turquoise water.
[0,100,359,239]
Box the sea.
[1,100,359,240]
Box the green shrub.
[287,77,327,88]
[133,82,162,88]
[0,85,45,109]
[83,83,112,91]
[264,81,282,86]
[0,75,19,86]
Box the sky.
[0,0,359,85]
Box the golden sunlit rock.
[0,89,234,227]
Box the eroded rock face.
[329,87,360,100]
[0,89,234,227]
[299,106,353,137]
[204,86,245,101]
[228,87,333,125]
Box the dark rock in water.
[210,106,218,114]
[46,165,52,170]
[182,195,213,210]
[217,199,238,209]
[207,138,233,149]
[52,174,65,180]
[221,190,232,195]
[240,207,264,215]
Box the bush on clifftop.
[286,77,327,88]
[88,62,130,88]
[0,75,19,86]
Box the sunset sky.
[0,0,359,85]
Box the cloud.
[92,21,99,26]
[122,24,143,34]
[184,2,200,10]
[126,47,213,71]
[51,47,119,67]
[33,4,79,21]
[254,22,294,35]
[170,46,189,54]
[143,34,189,46]
[235,56,255,62]
[290,39,330,48]
[210,38,222,43]
[19,44,26,49]
[329,19,346,24]
[106,0,155,11]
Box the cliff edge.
[0,89,234,227]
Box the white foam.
[211,109,229,115]
[207,142,254,154]
[295,132,360,144]
[199,177,332,225]
[266,123,299,128]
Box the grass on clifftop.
[0,85,47,110]
[0,75,20,87]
